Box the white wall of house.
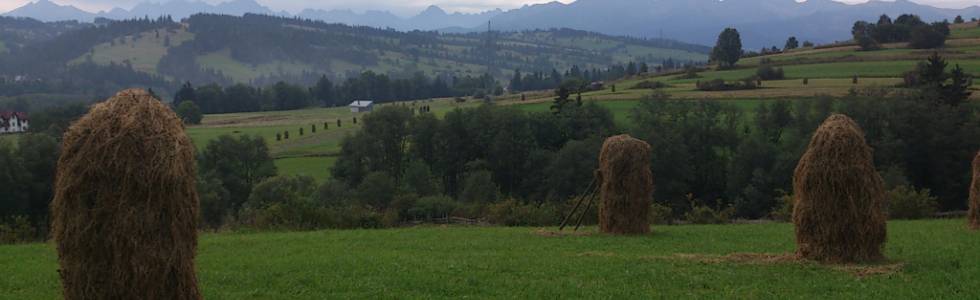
[1,115,29,134]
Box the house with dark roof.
[0,112,30,134]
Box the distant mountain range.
[2,0,502,31]
[4,0,980,47]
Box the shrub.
[460,170,500,204]
[0,216,39,244]
[175,101,203,124]
[684,200,734,224]
[756,64,785,80]
[407,196,458,221]
[696,78,758,91]
[909,25,947,49]
[770,194,794,222]
[631,81,669,90]
[356,172,398,210]
[886,186,938,219]
[487,199,561,226]
[678,68,701,79]
[649,203,673,225]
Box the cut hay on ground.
[969,151,979,230]
[597,134,653,234]
[792,114,887,263]
[50,89,201,299]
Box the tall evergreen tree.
[711,28,743,69]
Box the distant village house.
[0,111,30,134]
[349,100,374,113]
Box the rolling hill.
[5,0,979,48]
[0,13,709,98]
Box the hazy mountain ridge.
[3,0,501,30]
[4,0,979,48]
[483,0,980,47]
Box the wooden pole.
[559,177,597,231]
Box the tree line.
[853,14,951,50]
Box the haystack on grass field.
[3,4,980,299]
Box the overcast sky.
[1,0,977,15]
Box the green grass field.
[951,24,980,39]
[196,49,315,83]
[2,219,977,298]
[188,99,482,181]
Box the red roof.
[0,111,28,121]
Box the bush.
[887,186,939,219]
[696,78,758,91]
[684,200,734,224]
[756,64,785,80]
[631,81,669,90]
[0,216,39,244]
[175,101,203,124]
[407,196,458,221]
[678,68,701,79]
[909,25,947,49]
[356,172,398,210]
[460,170,500,204]
[769,194,794,222]
[487,199,561,226]
[649,203,673,225]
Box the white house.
[0,112,29,134]
[349,100,374,113]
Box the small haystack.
[792,114,886,263]
[50,89,201,299]
[969,151,979,230]
[598,134,653,234]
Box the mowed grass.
[273,156,336,182]
[2,219,978,298]
[515,99,767,128]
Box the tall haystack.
[969,151,979,230]
[792,114,886,263]
[50,89,201,299]
[598,134,653,234]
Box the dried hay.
[970,151,980,230]
[50,89,201,300]
[647,252,902,278]
[793,114,887,263]
[597,134,653,234]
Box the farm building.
[0,111,29,134]
[349,101,374,113]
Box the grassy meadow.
[187,98,483,182]
[2,219,977,299]
[69,27,195,76]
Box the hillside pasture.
[188,98,482,181]
[68,27,194,75]
[1,219,977,298]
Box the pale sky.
[0,0,977,15]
